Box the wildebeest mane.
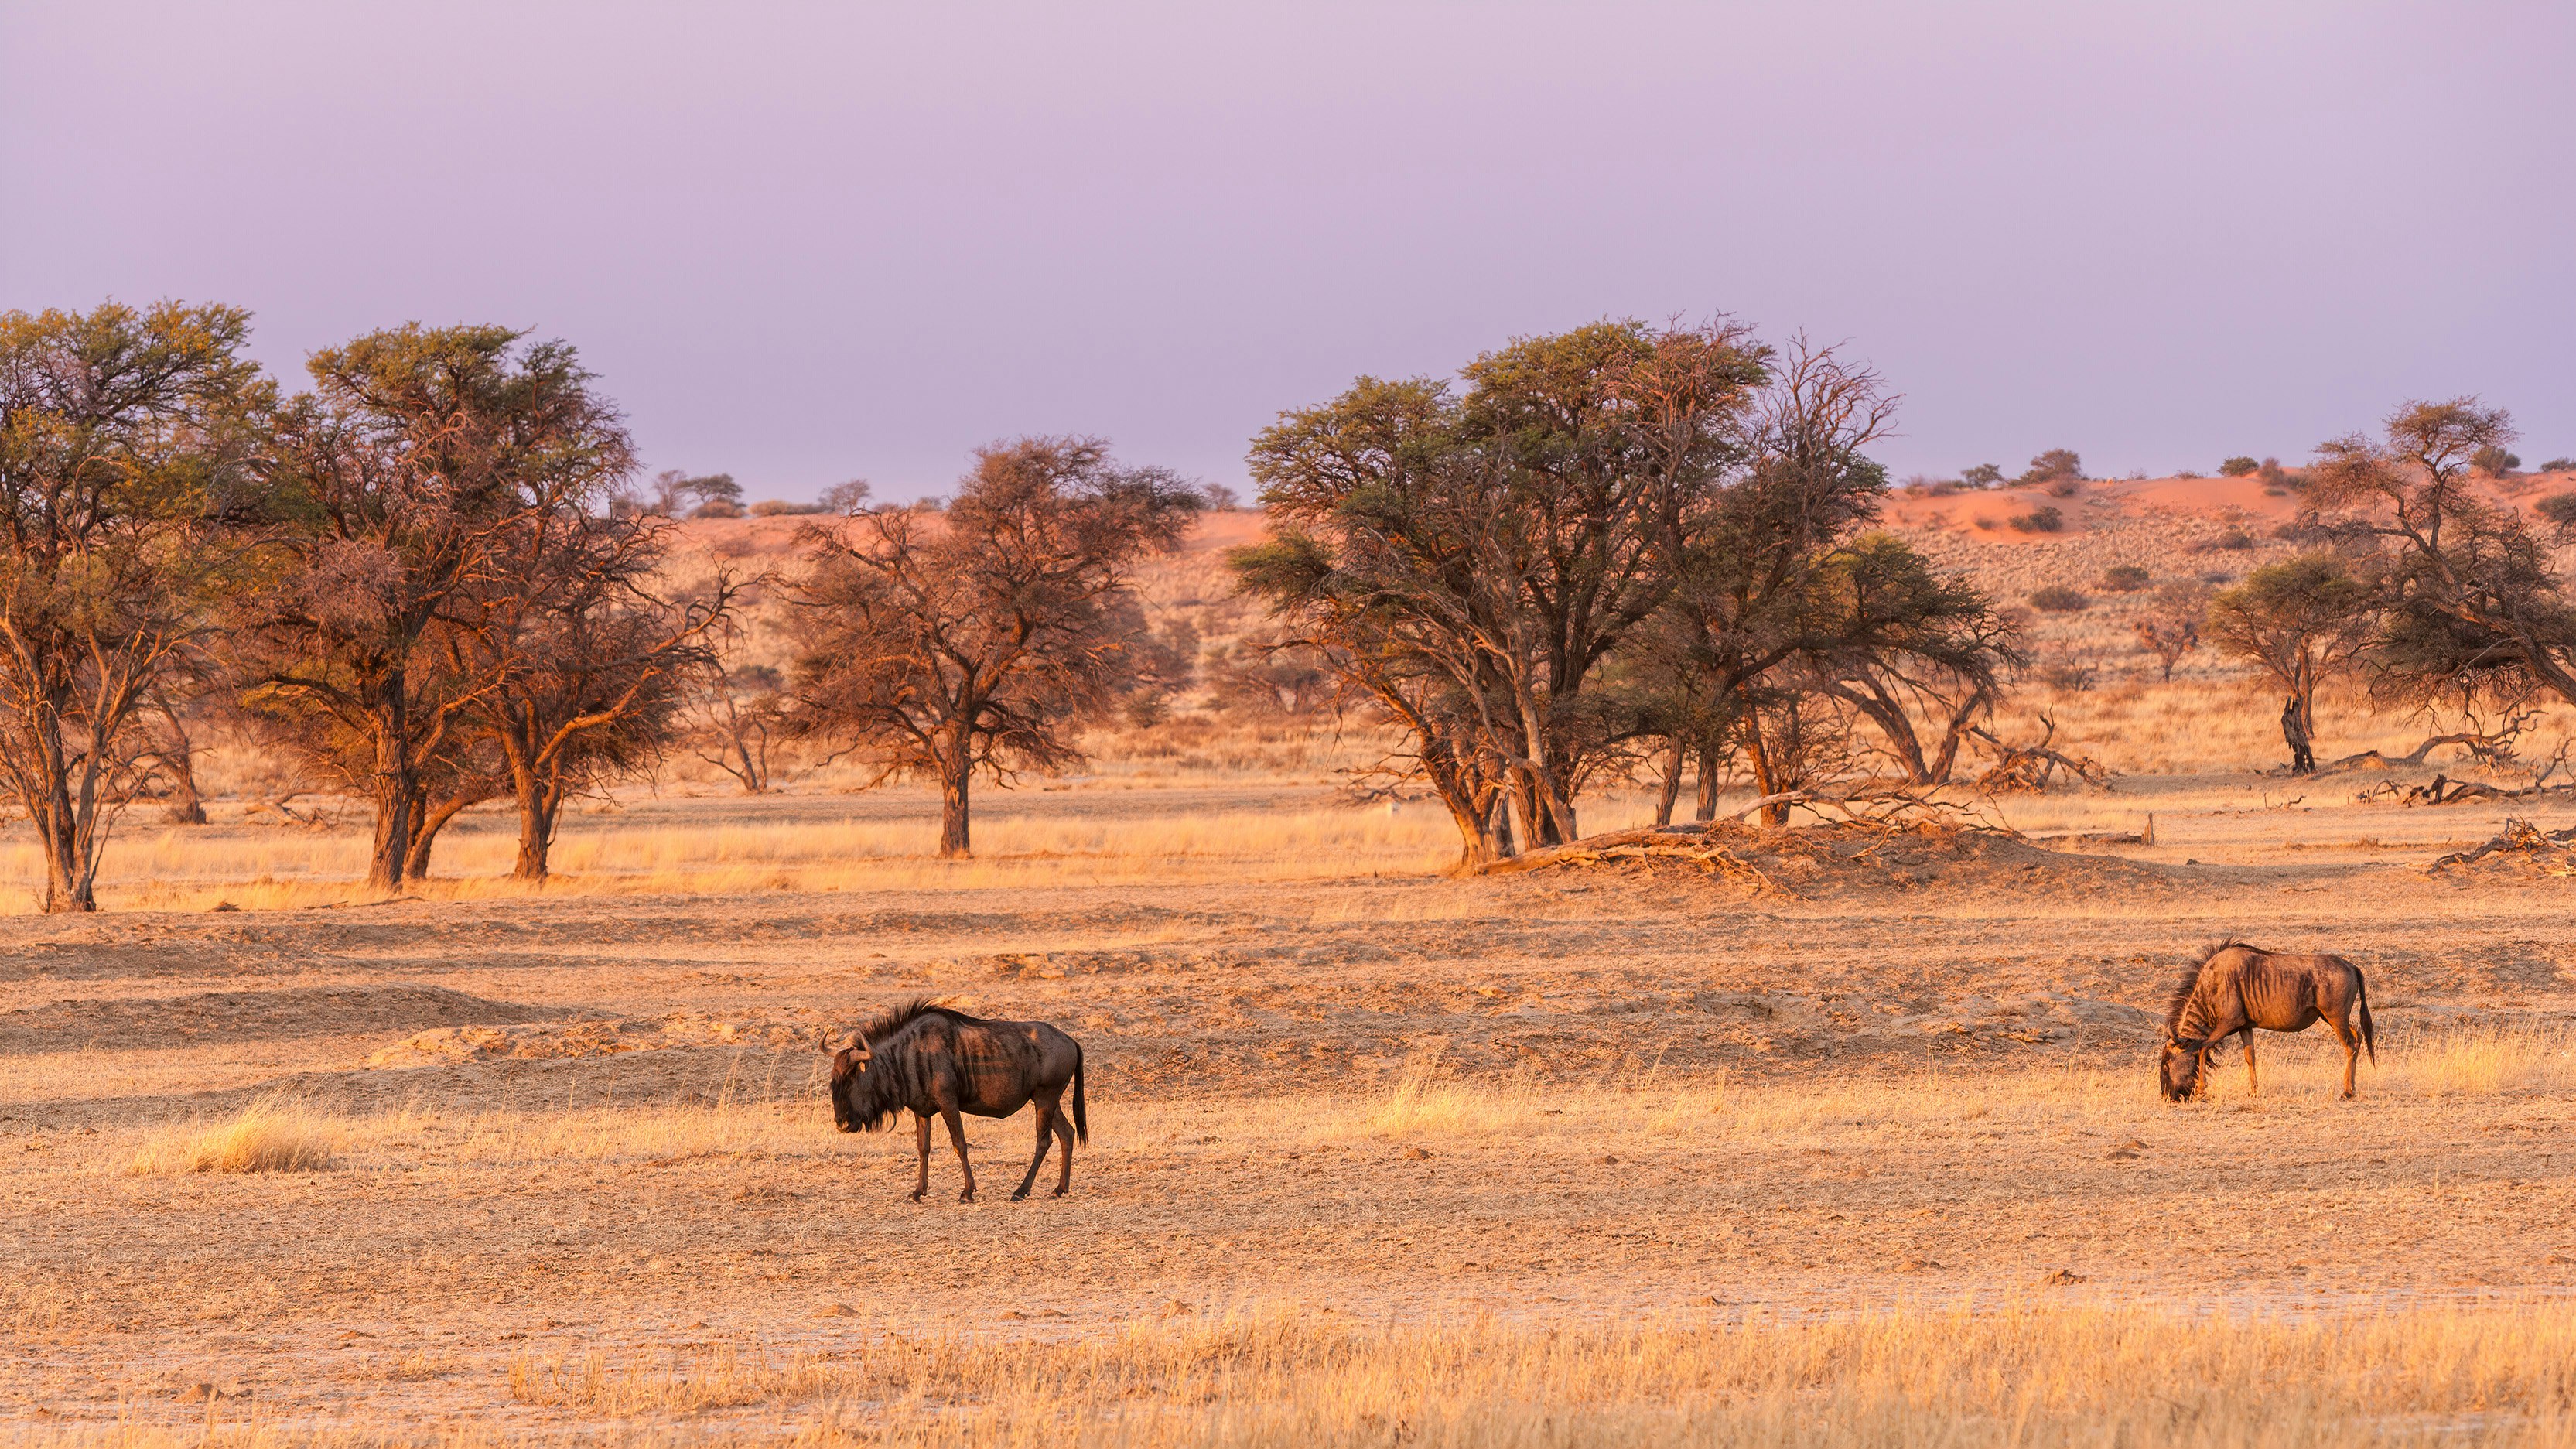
[835,999,986,1133]
[852,997,982,1044]
[2165,940,2263,1034]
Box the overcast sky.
[5,2,2569,501]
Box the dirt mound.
[365,1012,808,1068]
[0,985,555,1056]
[1490,821,2185,900]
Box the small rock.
[210,901,240,913]
[1404,1147,1432,1160]
[820,1303,856,1318]
[2104,1140,2147,1161]
[999,1311,1030,1320]
[1602,1153,1619,1164]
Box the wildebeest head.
[822,1032,892,1133]
[2159,1032,2211,1102]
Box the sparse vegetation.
[2027,584,2089,613]
[2100,564,2151,592]
[2219,456,2259,476]
[128,1095,341,1174]
[2007,504,2064,532]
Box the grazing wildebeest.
[822,1000,1087,1201]
[2160,941,2376,1102]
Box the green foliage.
[0,299,268,910]
[2472,446,2522,476]
[2007,506,2063,533]
[2205,553,2376,735]
[2017,449,2082,486]
[2219,456,2260,477]
[1959,463,2004,489]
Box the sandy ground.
[4,780,2576,1437]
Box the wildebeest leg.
[2327,1012,2361,1099]
[1052,1102,1075,1197]
[1012,1101,1057,1201]
[2240,1027,2258,1095]
[941,1105,977,1201]
[910,1112,932,1201]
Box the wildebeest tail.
[2356,967,2376,1064]
[1071,1043,1088,1146]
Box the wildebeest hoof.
[958,1188,976,1202]
[1051,1187,1068,1198]
[907,1188,926,1202]
[1010,1188,1030,1201]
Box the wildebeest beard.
[2159,1040,2209,1102]
[832,1047,917,1133]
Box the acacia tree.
[1240,320,1768,859]
[237,325,634,891]
[2205,552,2376,765]
[0,301,264,911]
[454,510,733,879]
[2307,399,2576,713]
[2135,583,2206,682]
[788,438,1199,856]
[1650,340,1901,825]
[1803,535,2021,787]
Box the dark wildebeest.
[2160,941,2376,1102]
[822,1000,1087,1201]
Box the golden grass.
[490,1303,2576,1446]
[2389,1020,2576,1099]
[126,1095,340,1175]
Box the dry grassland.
[6,504,2576,1444]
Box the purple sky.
[5,2,2570,501]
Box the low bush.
[2007,506,2064,533]
[2028,585,2089,613]
[750,499,828,516]
[2219,456,2259,477]
[2100,565,2151,592]
[2540,457,2576,473]
[2472,446,2523,476]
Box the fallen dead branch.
[2424,818,2576,873]
[1481,791,2017,882]
[1970,714,2113,795]
[2359,773,2576,808]
[1478,824,1782,889]
[2320,719,2558,778]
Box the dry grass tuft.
[127,1095,341,1175]
[2392,1020,2576,1098]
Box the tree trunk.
[938,736,972,858]
[38,784,95,914]
[513,775,562,880]
[1655,742,1685,826]
[1743,716,1792,828]
[151,694,207,825]
[404,785,488,880]
[366,681,415,894]
[1693,740,1722,822]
